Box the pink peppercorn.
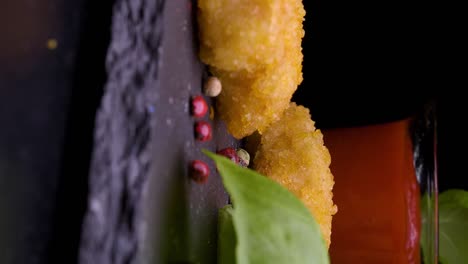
[190,160,210,183]
[217,147,240,164]
[191,95,208,118]
[194,121,212,142]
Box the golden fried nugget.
[198,0,305,138]
[212,47,302,138]
[198,0,305,72]
[253,103,338,247]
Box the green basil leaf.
[218,205,236,264]
[438,190,468,264]
[204,150,329,264]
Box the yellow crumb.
[47,39,58,50]
[209,106,215,120]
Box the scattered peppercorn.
[217,147,240,164]
[191,95,208,118]
[194,121,212,141]
[190,160,210,183]
[236,148,250,167]
[203,76,222,97]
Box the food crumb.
[47,38,58,50]
[209,106,215,120]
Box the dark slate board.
[142,0,241,261]
[79,0,237,263]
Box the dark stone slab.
[79,0,237,263]
[78,0,164,263]
[143,0,239,262]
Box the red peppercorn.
[190,160,210,183]
[194,121,212,141]
[191,95,208,118]
[217,147,240,164]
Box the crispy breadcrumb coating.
[198,0,305,138]
[253,103,338,247]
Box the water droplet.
[166,118,173,126]
[168,97,174,104]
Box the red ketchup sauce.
[324,119,420,263]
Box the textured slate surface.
[79,0,237,263]
[79,0,164,263]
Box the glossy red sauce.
[324,119,420,263]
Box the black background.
[296,0,436,128]
[0,0,463,263]
[0,0,111,263]
[295,0,465,193]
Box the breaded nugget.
[253,103,338,247]
[212,46,302,138]
[198,0,305,72]
[198,0,305,138]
